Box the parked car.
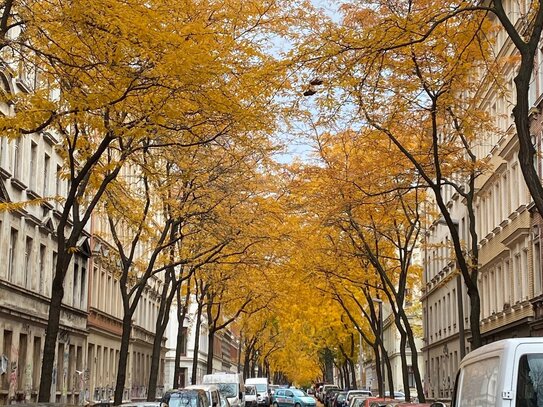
[383,392,405,401]
[269,385,280,398]
[162,389,209,407]
[245,384,258,407]
[186,384,222,407]
[203,372,245,407]
[319,385,338,403]
[324,389,340,407]
[272,388,316,407]
[246,377,270,407]
[356,398,402,407]
[345,390,372,405]
[122,403,161,407]
[331,391,348,407]
[350,398,366,407]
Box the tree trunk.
[206,329,215,374]
[114,314,133,405]
[174,280,191,388]
[243,344,252,381]
[373,343,383,397]
[343,363,350,389]
[383,348,394,399]
[237,332,243,374]
[398,331,409,400]
[401,313,425,402]
[38,250,70,402]
[348,358,357,390]
[191,300,204,385]
[148,271,179,400]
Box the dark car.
[162,389,209,407]
[325,389,340,407]
[332,391,348,407]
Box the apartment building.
[0,64,166,403]
[0,71,90,404]
[422,1,543,401]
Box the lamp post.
[372,298,384,397]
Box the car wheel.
[295,403,301,407]
[273,403,279,407]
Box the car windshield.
[255,384,267,393]
[169,394,199,407]
[218,384,238,398]
[292,390,306,397]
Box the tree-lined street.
[1,0,543,405]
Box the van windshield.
[217,384,238,398]
[255,384,267,393]
[516,354,543,407]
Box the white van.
[186,384,222,407]
[203,373,245,407]
[245,378,270,407]
[451,337,543,407]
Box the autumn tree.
[336,0,543,227]
[306,129,426,400]
[0,0,313,400]
[296,1,503,349]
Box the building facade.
[422,1,543,402]
[0,65,167,404]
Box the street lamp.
[372,298,385,397]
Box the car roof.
[168,389,207,396]
[186,384,220,392]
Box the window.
[39,244,46,294]
[522,249,529,300]
[17,333,27,390]
[535,242,542,296]
[30,142,37,190]
[504,260,511,305]
[80,265,86,308]
[0,137,5,168]
[408,365,416,388]
[43,154,50,196]
[73,263,79,307]
[55,164,61,197]
[179,327,188,355]
[32,337,41,391]
[516,354,543,407]
[457,357,499,407]
[515,254,522,302]
[50,251,57,297]
[512,164,519,210]
[2,330,12,390]
[13,138,21,178]
[8,228,17,282]
[25,236,33,288]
